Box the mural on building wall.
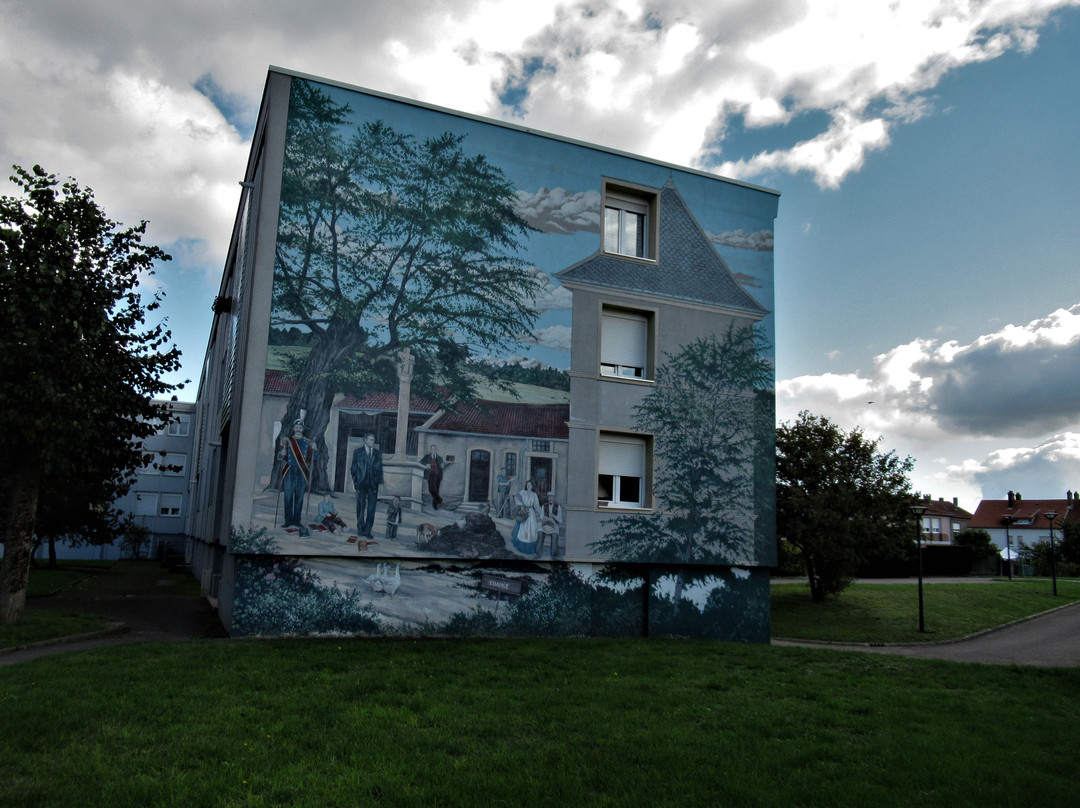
[230,526,770,641]
[227,74,777,639]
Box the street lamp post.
[1002,514,1014,581]
[911,503,928,633]
[1045,510,1059,597]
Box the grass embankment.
[771,579,1080,643]
[2,637,1077,806]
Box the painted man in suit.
[420,443,450,510]
[350,433,383,539]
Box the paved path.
[1,560,226,666]
[774,601,1080,667]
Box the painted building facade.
[187,67,779,641]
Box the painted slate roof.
[425,400,569,440]
[263,369,442,413]
[556,181,768,315]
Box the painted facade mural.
[210,72,778,641]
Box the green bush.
[230,526,381,636]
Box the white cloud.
[943,432,1080,503]
[780,304,1080,438]
[515,187,601,235]
[525,267,574,313]
[497,0,1074,186]
[778,303,1080,507]
[525,325,572,353]
[709,229,774,251]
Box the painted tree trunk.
[0,467,41,624]
[268,320,368,493]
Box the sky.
[2,0,1078,512]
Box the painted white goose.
[383,564,401,597]
[366,563,384,591]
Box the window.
[161,453,187,476]
[159,493,182,517]
[133,492,158,517]
[603,184,657,260]
[601,306,652,379]
[598,434,648,508]
[167,414,191,437]
[531,440,550,452]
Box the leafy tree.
[270,80,543,490]
[1058,519,1080,567]
[953,528,998,563]
[590,325,773,600]
[31,482,122,568]
[0,165,180,622]
[118,519,152,560]
[776,411,915,602]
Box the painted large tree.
[0,165,180,622]
[590,325,773,600]
[270,80,543,490]
[776,411,915,601]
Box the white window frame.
[602,182,657,260]
[597,433,649,509]
[167,414,191,437]
[133,492,159,517]
[158,493,182,517]
[161,452,188,476]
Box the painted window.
[598,434,648,508]
[603,184,656,259]
[601,307,651,379]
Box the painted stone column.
[383,347,424,508]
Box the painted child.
[317,493,347,533]
[386,495,402,539]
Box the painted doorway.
[529,456,553,499]
[468,449,492,503]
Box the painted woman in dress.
[511,479,541,555]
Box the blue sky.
[2,0,1078,510]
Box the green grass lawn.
[26,561,111,597]
[0,610,116,649]
[771,579,1080,643]
[0,563,118,648]
[1,637,1077,807]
